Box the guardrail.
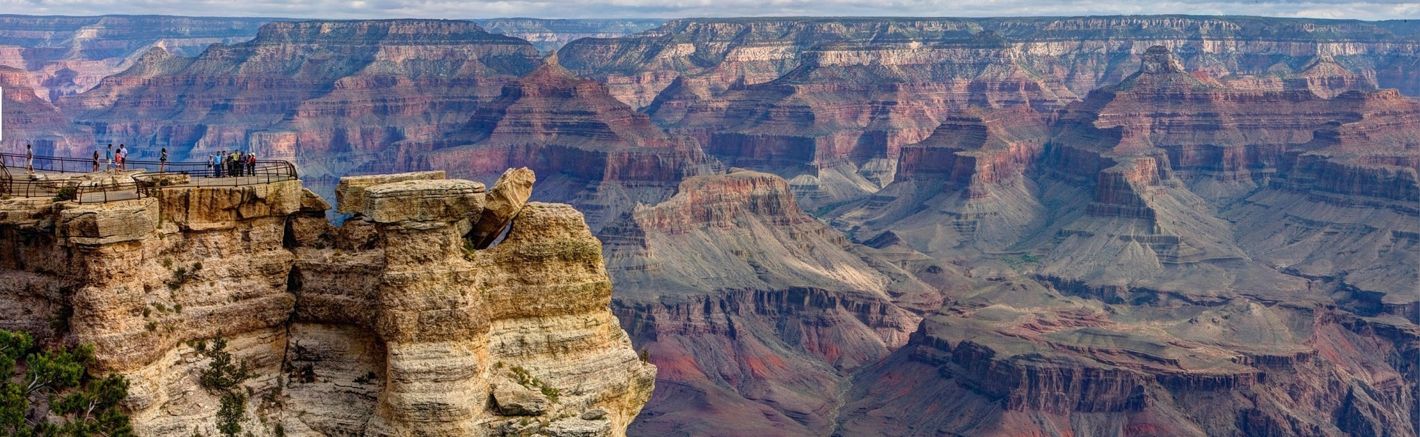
[0,152,299,203]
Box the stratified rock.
[61,19,542,178]
[472,18,663,52]
[0,16,268,101]
[542,417,613,437]
[335,171,446,215]
[57,199,160,245]
[0,66,94,155]
[362,179,486,224]
[607,170,940,435]
[491,375,549,416]
[470,167,534,248]
[0,169,654,437]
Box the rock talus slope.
[0,169,654,436]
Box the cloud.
[0,0,1415,20]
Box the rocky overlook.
[0,168,655,436]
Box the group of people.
[210,150,259,178]
[19,144,257,177]
[86,144,132,172]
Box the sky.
[0,0,1416,21]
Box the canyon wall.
[0,15,270,101]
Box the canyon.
[0,14,1416,436]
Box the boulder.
[470,167,535,248]
[335,171,446,215]
[362,179,486,224]
[580,408,608,420]
[491,375,549,416]
[299,188,331,214]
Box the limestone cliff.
[0,169,654,436]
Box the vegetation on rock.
[0,329,133,436]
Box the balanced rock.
[470,167,535,248]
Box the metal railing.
[0,152,299,203]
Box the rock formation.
[603,170,944,435]
[0,66,94,155]
[0,169,655,436]
[822,45,1419,436]
[560,17,1420,108]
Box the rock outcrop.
[603,170,942,435]
[0,170,654,436]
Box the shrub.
[0,329,133,436]
[53,185,78,202]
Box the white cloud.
[0,0,1415,20]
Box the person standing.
[246,152,256,176]
[105,144,114,172]
[208,153,216,178]
[92,150,100,172]
[117,144,127,171]
[159,147,168,173]
[215,151,224,178]
[25,144,33,173]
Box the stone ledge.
[337,171,449,214]
[58,198,160,245]
[364,179,487,224]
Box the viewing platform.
[0,152,298,203]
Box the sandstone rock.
[57,198,159,245]
[581,408,608,420]
[299,187,330,214]
[156,180,302,231]
[362,179,486,224]
[336,171,446,215]
[492,375,550,416]
[542,417,612,437]
[0,169,654,437]
[470,167,534,248]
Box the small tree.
[0,329,133,436]
[195,335,251,437]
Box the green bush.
[0,329,134,436]
[53,185,78,202]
